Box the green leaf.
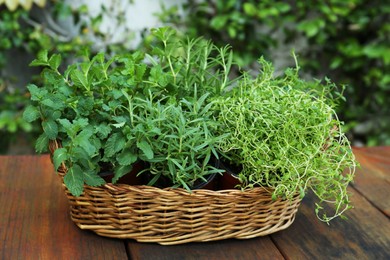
[137,140,153,159]
[29,50,49,66]
[112,164,133,183]
[42,120,58,140]
[27,84,46,101]
[38,49,48,62]
[49,54,61,70]
[112,89,123,99]
[73,118,89,130]
[117,150,138,166]
[29,60,49,67]
[92,52,105,64]
[35,133,49,153]
[112,122,125,128]
[70,70,88,89]
[51,111,62,120]
[23,105,40,122]
[105,133,126,157]
[58,118,72,133]
[135,64,147,81]
[64,64,77,80]
[95,123,112,139]
[53,148,68,171]
[41,98,64,110]
[243,3,256,16]
[83,170,106,187]
[74,128,95,156]
[210,15,228,30]
[72,147,89,161]
[64,164,84,196]
[297,19,324,37]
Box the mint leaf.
[105,133,126,157]
[29,60,49,67]
[42,120,58,140]
[38,49,48,62]
[27,84,47,101]
[49,54,61,70]
[64,164,84,196]
[23,105,40,122]
[72,147,89,161]
[73,118,89,129]
[35,133,49,153]
[58,118,73,135]
[95,123,111,139]
[84,170,106,187]
[112,164,133,183]
[117,149,138,166]
[137,140,153,159]
[135,63,147,81]
[42,98,64,110]
[112,89,123,99]
[29,50,49,67]
[74,127,95,156]
[112,122,125,128]
[70,70,88,89]
[51,111,62,120]
[53,148,68,171]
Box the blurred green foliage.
[159,0,390,146]
[1,0,389,153]
[0,1,134,153]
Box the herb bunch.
[215,57,356,222]
[23,27,234,196]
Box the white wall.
[67,0,186,50]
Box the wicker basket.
[49,141,302,245]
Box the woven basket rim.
[49,139,302,244]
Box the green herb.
[24,27,234,195]
[24,27,357,222]
[215,57,356,223]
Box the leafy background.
[1,0,389,154]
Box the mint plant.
[215,57,356,222]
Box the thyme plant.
[215,58,356,222]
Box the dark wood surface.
[1,147,389,259]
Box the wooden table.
[1,147,389,259]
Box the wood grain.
[1,148,389,259]
[353,147,390,216]
[271,188,390,260]
[0,155,128,260]
[127,236,284,260]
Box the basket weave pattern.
[50,141,301,245]
[61,183,301,245]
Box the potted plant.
[23,27,232,195]
[130,93,224,190]
[214,56,356,222]
[22,27,356,244]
